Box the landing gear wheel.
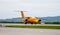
[25,22,27,24]
[31,23,33,24]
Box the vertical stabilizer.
[21,10,25,21]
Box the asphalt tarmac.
[0,27,60,35]
[0,23,60,26]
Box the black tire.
[31,23,33,24]
[25,22,27,24]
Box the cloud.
[0,0,60,19]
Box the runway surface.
[0,27,60,35]
[0,23,60,26]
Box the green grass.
[6,26,60,29]
[45,22,60,24]
[0,22,23,23]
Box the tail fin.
[21,10,25,21]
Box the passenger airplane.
[20,10,41,24]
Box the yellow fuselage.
[25,16,39,23]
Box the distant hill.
[0,16,60,23]
[41,16,60,22]
[0,18,22,22]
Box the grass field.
[0,23,60,29]
[6,25,60,29]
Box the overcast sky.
[0,0,60,19]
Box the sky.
[0,0,60,19]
